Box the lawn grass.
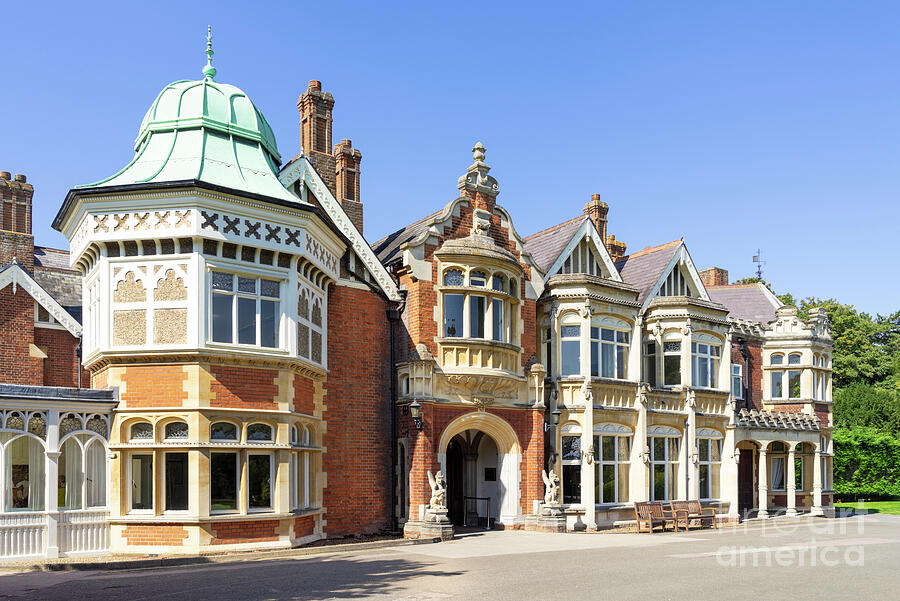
[834,501,900,515]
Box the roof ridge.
[524,215,586,241]
[616,238,681,261]
[707,283,763,290]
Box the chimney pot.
[309,80,321,90]
[591,193,601,201]
[0,171,9,180]
[13,174,25,183]
[340,139,352,147]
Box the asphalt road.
[1,514,898,601]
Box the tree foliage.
[833,383,900,435]
[833,427,900,498]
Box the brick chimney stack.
[298,80,336,195]
[334,139,363,234]
[583,194,608,241]
[0,172,35,270]
[698,267,729,288]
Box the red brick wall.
[731,338,763,411]
[120,365,188,407]
[209,365,277,409]
[293,375,315,414]
[294,515,315,538]
[401,405,544,519]
[211,520,278,545]
[0,231,34,270]
[123,524,188,546]
[323,285,392,535]
[33,326,81,387]
[0,286,42,385]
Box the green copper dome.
[78,67,300,204]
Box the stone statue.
[427,470,447,510]
[542,469,560,505]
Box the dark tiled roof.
[614,240,681,305]
[372,209,443,265]
[33,246,82,320]
[522,215,588,273]
[707,283,782,325]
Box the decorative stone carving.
[541,469,560,505]
[445,374,519,400]
[114,272,146,303]
[113,310,146,345]
[473,396,494,411]
[427,471,447,510]
[154,269,187,301]
[154,308,188,344]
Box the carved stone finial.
[473,142,486,162]
[428,470,447,510]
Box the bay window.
[210,452,238,512]
[542,326,553,376]
[649,435,679,501]
[691,342,720,388]
[130,453,153,511]
[5,436,45,511]
[697,436,721,499]
[644,342,657,387]
[593,432,630,504]
[248,454,272,510]
[770,442,786,491]
[211,271,281,348]
[561,432,581,504]
[663,342,681,386]
[441,267,519,342]
[560,325,581,376]
[164,452,188,511]
[297,285,326,365]
[591,327,629,379]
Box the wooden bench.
[634,501,680,533]
[669,500,718,530]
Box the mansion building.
[0,53,834,559]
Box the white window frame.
[560,321,581,377]
[696,436,722,500]
[691,342,720,389]
[649,435,680,501]
[162,451,189,514]
[590,326,629,379]
[247,451,274,512]
[209,269,284,350]
[297,280,327,366]
[128,452,155,514]
[209,450,240,515]
[731,364,743,399]
[593,433,631,504]
[663,341,681,387]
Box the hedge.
[833,426,900,498]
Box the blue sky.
[2,2,897,315]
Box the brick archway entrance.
[437,412,522,526]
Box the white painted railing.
[0,513,46,559]
[59,510,109,555]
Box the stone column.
[45,409,60,558]
[811,448,824,516]
[786,445,797,516]
[631,389,649,502]
[581,403,596,530]
[757,447,769,518]
[686,393,698,500]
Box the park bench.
[669,500,718,530]
[634,501,680,533]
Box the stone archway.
[437,412,522,526]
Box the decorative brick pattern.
[211,520,278,545]
[209,366,278,409]
[123,524,188,546]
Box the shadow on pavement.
[0,554,464,601]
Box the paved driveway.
[1,515,898,600]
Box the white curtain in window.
[29,438,45,511]
[64,438,82,509]
[771,457,785,490]
[85,441,106,507]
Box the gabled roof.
[614,240,682,306]
[0,261,82,336]
[33,246,82,312]
[372,208,444,265]
[278,156,401,302]
[523,216,588,273]
[707,283,783,325]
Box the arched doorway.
[445,431,500,527]
[438,412,521,527]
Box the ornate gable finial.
[458,141,499,197]
[473,141,486,162]
[203,25,217,81]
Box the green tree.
[833,383,900,435]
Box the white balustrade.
[58,510,109,555]
[0,513,46,559]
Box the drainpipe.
[76,337,82,389]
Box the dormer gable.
[644,242,710,308]
[538,218,623,283]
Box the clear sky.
[2,2,897,315]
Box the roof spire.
[202,25,217,81]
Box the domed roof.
[78,35,300,205]
[134,78,280,161]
